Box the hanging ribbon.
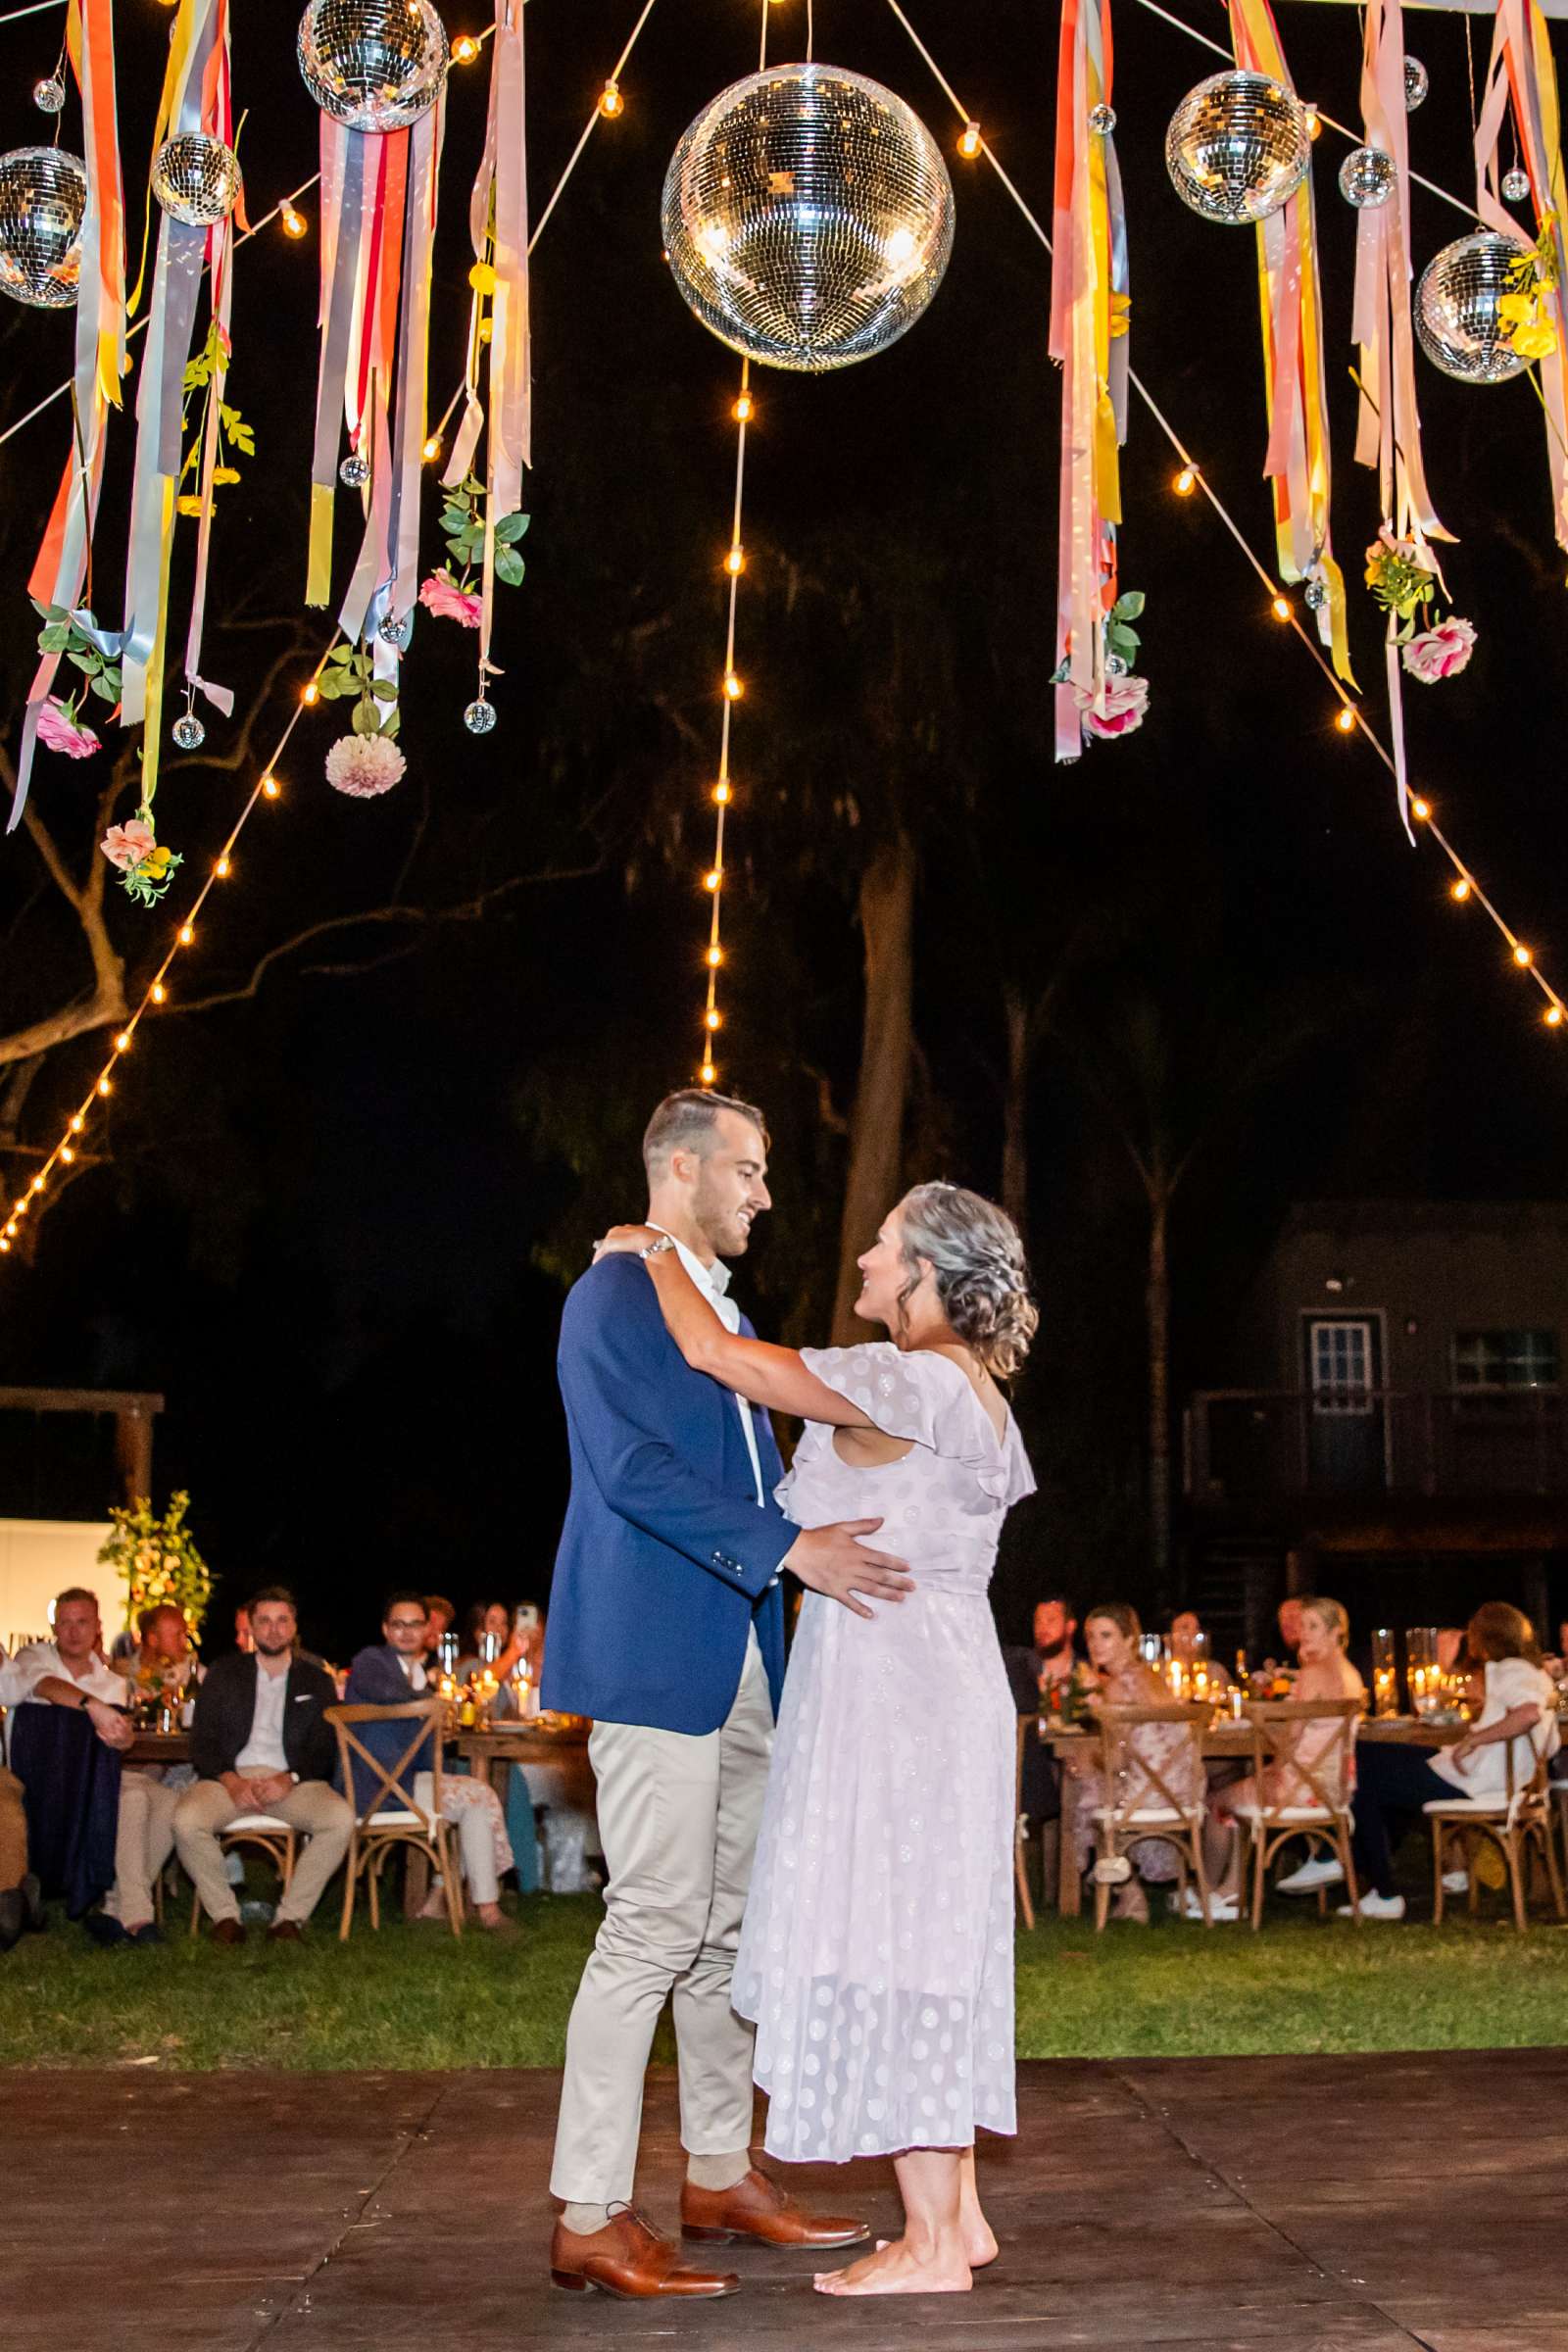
[1475,0,1568,555]
[119,0,236,822]
[1049,0,1128,762]
[444,0,531,703]
[10,0,124,833]
[1230,0,1353,688]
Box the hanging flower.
[1364,528,1437,625]
[1076,673,1150,741]
[38,696,102,760]
[100,815,158,870]
[1402,615,1477,683]
[325,733,406,798]
[418,569,483,629]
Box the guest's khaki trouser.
[0,1767,26,1893]
[550,1632,773,2207]
[104,1769,180,1930]
[174,1779,353,1925]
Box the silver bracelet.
[639,1234,676,1261]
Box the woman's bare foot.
[474,1902,517,1934]
[815,2235,972,2296]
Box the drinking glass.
[1406,1626,1441,1717]
[1371,1628,1398,1719]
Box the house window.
[1451,1330,1560,1391]
[1310,1319,1372,1406]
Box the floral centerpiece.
[99,1490,213,1642]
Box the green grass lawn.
[2,1893,1566,2070]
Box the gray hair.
[642,1087,769,1178]
[897,1182,1038,1379]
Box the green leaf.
[326,643,355,664]
[439,506,469,536]
[1112,590,1146,620]
[493,511,529,544]
[316,672,349,700]
[1107,624,1140,657]
[350,698,377,735]
[380,705,401,739]
[369,677,399,702]
[494,546,525,586]
[88,670,118,703]
[37,623,72,653]
[67,647,101,674]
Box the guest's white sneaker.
[1176,1886,1239,1923]
[1275,1856,1345,1895]
[1442,1870,1469,1895]
[1336,1890,1406,1921]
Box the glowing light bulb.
[30,1175,44,1194]
[723,673,743,700]
[958,121,982,159]
[262,774,280,800]
[0,1240,9,1254]
[1514,943,1534,967]
[724,546,745,575]
[704,869,721,892]
[706,946,724,968]
[700,1062,717,1085]
[114,1031,131,1054]
[60,1145,74,1164]
[732,391,754,423]
[713,780,732,805]
[1174,466,1196,496]
[97,1077,112,1097]
[1547,1004,1565,1028]
[705,1009,722,1031]
[422,436,441,463]
[600,79,623,118]
[1271,595,1291,622]
[280,203,308,239]
[177,923,195,948]
[1410,797,1431,821]
[1451,877,1471,902]
[452,32,479,61]
[69,1114,83,1133]
[215,855,231,878]
[151,982,168,1004]
[1335,705,1356,733]
[302,681,319,706]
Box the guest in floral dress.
[1064,1603,1203,1923]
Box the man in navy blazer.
[545,1088,908,2300]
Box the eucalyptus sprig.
[316,639,401,739]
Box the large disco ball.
[1415,230,1531,383]
[152,133,242,227]
[1165,70,1311,224]
[0,145,86,308]
[662,62,955,371]
[297,0,449,133]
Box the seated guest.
[174,1587,351,1945]
[1341,1601,1560,1922]
[423,1593,457,1669]
[457,1599,535,1720]
[0,1684,38,1950]
[1208,1595,1364,1915]
[232,1605,255,1655]
[1064,1602,1203,1923]
[1169,1609,1232,1689]
[115,1602,201,1699]
[343,1593,516,1935]
[1004,1594,1083,1833]
[4,1589,180,1946]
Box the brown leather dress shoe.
[210,1918,245,1947]
[550,2208,739,2298]
[681,2166,869,2249]
[267,1920,303,1943]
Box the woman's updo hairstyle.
[897,1181,1038,1379]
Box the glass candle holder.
[1406,1626,1441,1717]
[1372,1627,1397,1718]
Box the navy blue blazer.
[541,1252,794,1735]
[340,1643,437,1812]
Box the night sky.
[2,0,1567,1658]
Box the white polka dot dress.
[733,1344,1035,2165]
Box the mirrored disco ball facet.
[297,0,449,133]
[152,133,242,227]
[1339,146,1396,210]
[662,63,955,372]
[0,145,86,308]
[1415,230,1531,383]
[1503,166,1531,203]
[1165,71,1310,225]
[1403,56,1429,111]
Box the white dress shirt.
[650,1226,765,1509]
[235,1658,292,1775]
[4,1642,126,1708]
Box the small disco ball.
[1415,229,1531,383]
[1339,146,1396,210]
[1304,576,1328,611]
[1089,103,1116,135]
[1503,165,1531,203]
[171,710,206,751]
[463,697,496,736]
[1404,56,1428,111]
[662,62,955,372]
[32,76,66,115]
[377,611,411,649]
[339,450,369,486]
[1104,652,1128,677]
[297,0,449,134]
[152,133,242,227]
[1165,71,1310,225]
[0,145,85,309]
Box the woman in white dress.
[598,1181,1036,2297]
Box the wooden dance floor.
[5,2050,1564,2350]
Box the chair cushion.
[1422,1796,1538,1818]
[1230,1803,1336,1823]
[223,1813,291,1833]
[1093,1806,1191,1826]
[360,1809,424,1828]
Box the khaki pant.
[551,1632,773,2206]
[104,1769,180,1931]
[0,1766,26,1893]
[174,1779,353,1926]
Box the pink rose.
[100,816,157,871]
[1401,616,1477,684]
[38,697,101,760]
[418,570,482,629]
[1075,673,1150,741]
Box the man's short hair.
[382,1590,428,1621]
[138,1602,183,1638]
[54,1586,99,1615]
[423,1593,455,1622]
[1035,1592,1077,1621]
[642,1088,768,1178]
[248,1584,298,1616]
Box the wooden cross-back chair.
[1228,1699,1361,1931]
[186,1814,297,1937]
[325,1699,463,1941]
[1092,1702,1212,1931]
[1425,1735,1567,1935]
[1014,1716,1036,1931]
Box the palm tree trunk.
[1001,982,1029,1242]
[831,834,916,1343]
[1147,1176,1172,1584]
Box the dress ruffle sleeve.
[798,1343,1035,1504]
